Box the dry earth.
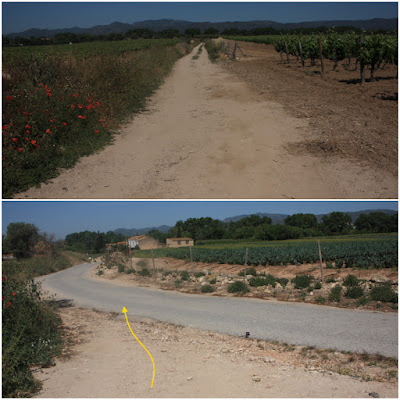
[33,306,398,398]
[17,43,397,199]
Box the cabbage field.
[138,237,397,269]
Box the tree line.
[147,212,397,243]
[3,211,397,259]
[3,25,389,47]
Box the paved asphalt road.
[39,263,398,358]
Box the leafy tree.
[147,229,168,243]
[184,28,201,37]
[284,213,318,229]
[204,27,220,35]
[4,222,40,258]
[254,224,302,241]
[321,212,352,235]
[354,212,397,233]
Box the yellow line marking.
[122,306,155,388]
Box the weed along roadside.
[3,38,195,198]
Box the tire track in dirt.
[17,44,396,199]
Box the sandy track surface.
[33,306,397,398]
[17,45,394,199]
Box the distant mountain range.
[113,209,397,236]
[5,18,397,38]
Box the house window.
[185,240,189,244]
[177,241,181,245]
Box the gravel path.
[39,263,398,358]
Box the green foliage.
[345,286,364,299]
[126,268,135,274]
[284,213,318,229]
[316,296,326,304]
[174,279,182,287]
[291,275,313,289]
[277,277,289,287]
[356,296,370,306]
[321,212,353,236]
[325,276,336,283]
[2,276,62,397]
[238,267,257,276]
[355,212,397,233]
[249,274,276,287]
[65,230,126,253]
[201,284,215,293]
[329,285,343,302]
[326,262,334,269]
[227,281,250,294]
[136,260,148,268]
[117,264,125,273]
[97,269,104,276]
[180,270,190,281]
[210,278,217,284]
[194,271,206,278]
[3,222,40,259]
[370,284,397,303]
[138,268,151,277]
[343,274,359,287]
[314,281,322,290]
[205,40,222,62]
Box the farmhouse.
[166,237,194,248]
[127,235,161,250]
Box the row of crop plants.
[137,238,398,269]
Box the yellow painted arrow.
[122,307,155,388]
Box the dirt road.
[17,45,395,199]
[34,307,397,398]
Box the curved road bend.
[39,263,398,358]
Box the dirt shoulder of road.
[219,41,398,177]
[33,305,397,398]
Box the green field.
[136,234,398,269]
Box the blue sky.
[2,201,397,239]
[2,2,398,35]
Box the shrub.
[227,281,250,294]
[326,262,334,269]
[345,286,364,299]
[2,277,62,397]
[276,278,289,287]
[316,296,326,304]
[118,264,125,273]
[210,278,217,284]
[343,275,359,287]
[370,284,397,303]
[97,269,104,276]
[238,267,257,277]
[249,274,276,287]
[314,281,322,290]
[174,279,182,287]
[329,285,342,302]
[201,285,215,293]
[325,276,336,283]
[136,260,148,268]
[195,271,205,278]
[292,275,313,289]
[336,259,344,268]
[126,268,134,274]
[356,296,370,306]
[180,270,190,281]
[138,268,151,277]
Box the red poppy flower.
[6,302,11,307]
[47,93,52,97]
[86,105,91,110]
[25,138,30,141]
[25,124,31,129]
[71,105,75,110]
[26,130,30,134]
[12,138,18,142]
[46,88,51,93]
[96,102,100,107]
[72,93,78,98]
[12,292,16,296]
[31,140,37,145]
[44,84,48,88]
[7,96,13,101]
[95,130,99,134]
[17,148,22,152]
[78,105,83,109]
[78,115,87,119]
[2,125,7,130]
[50,119,56,122]
[46,129,51,134]
[63,122,67,126]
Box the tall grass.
[3,39,192,197]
